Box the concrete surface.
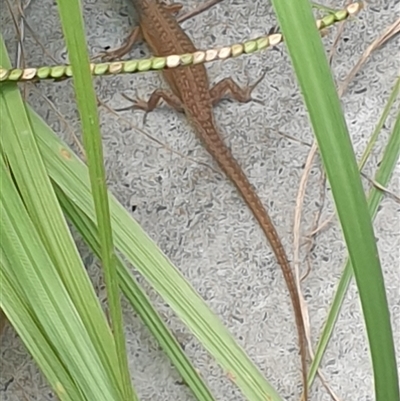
[1,0,399,400]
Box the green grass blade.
[359,76,400,170]
[0,154,118,401]
[28,102,283,401]
[54,1,133,397]
[0,266,79,401]
[271,1,399,399]
[56,183,217,401]
[308,76,400,387]
[0,34,125,400]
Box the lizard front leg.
[102,27,141,61]
[101,3,183,61]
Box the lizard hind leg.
[116,89,184,125]
[209,68,269,107]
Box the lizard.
[118,0,308,398]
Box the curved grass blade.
[56,183,217,401]
[308,77,400,386]
[1,34,125,400]
[54,1,134,398]
[271,1,399,399]
[0,153,119,401]
[28,102,284,401]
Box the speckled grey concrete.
[1,1,399,400]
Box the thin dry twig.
[328,2,352,65]
[176,0,224,22]
[293,140,318,344]
[29,83,87,158]
[303,167,327,280]
[338,17,400,97]
[4,0,25,67]
[276,130,313,148]
[361,172,400,203]
[15,0,34,66]
[17,16,60,65]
